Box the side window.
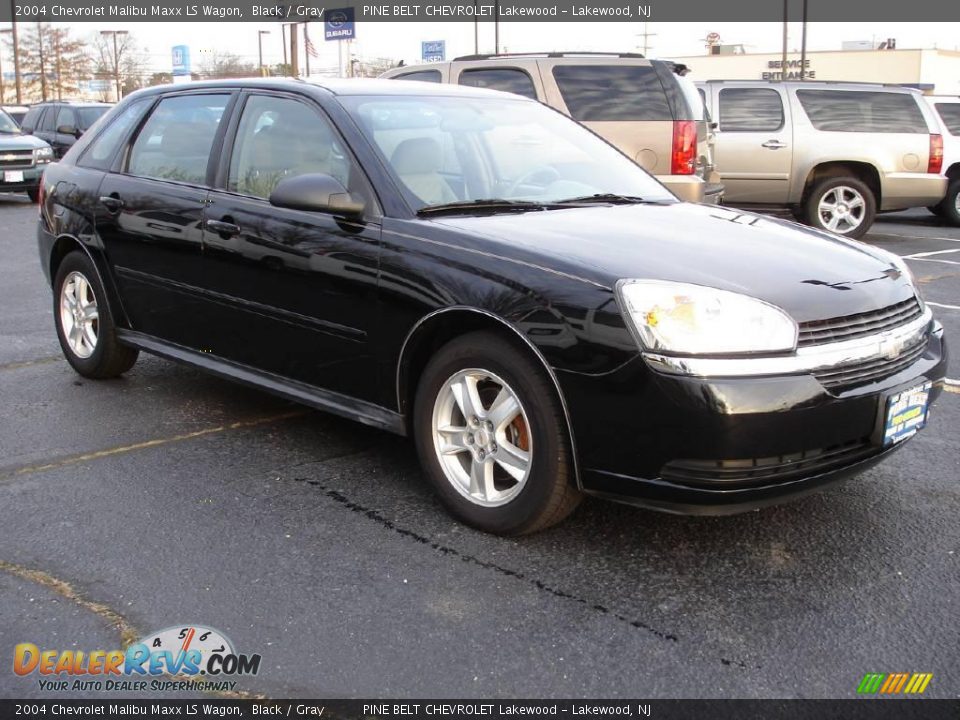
[127,94,228,184]
[718,88,784,132]
[458,68,538,100]
[21,106,42,132]
[552,65,672,121]
[228,94,368,204]
[394,70,441,83]
[796,90,927,133]
[935,103,960,136]
[55,107,76,132]
[78,99,152,171]
[39,107,57,132]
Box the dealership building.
[669,47,960,95]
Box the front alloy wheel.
[432,368,532,507]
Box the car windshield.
[0,110,20,134]
[342,94,675,211]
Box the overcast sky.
[22,21,960,75]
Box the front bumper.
[880,173,947,211]
[0,165,43,193]
[563,321,948,515]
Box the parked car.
[20,101,111,159]
[697,80,946,238]
[0,107,54,202]
[924,95,960,225]
[671,66,723,201]
[38,79,947,535]
[2,105,31,126]
[382,53,724,204]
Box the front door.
[200,92,381,401]
[713,86,793,204]
[95,92,232,348]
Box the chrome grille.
[0,150,35,169]
[813,338,927,390]
[797,297,922,347]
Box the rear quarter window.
[21,107,43,132]
[458,68,538,100]
[797,90,928,133]
[552,65,672,122]
[934,103,960,136]
[78,99,152,171]
[393,70,441,83]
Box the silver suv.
[383,53,723,204]
[698,81,947,238]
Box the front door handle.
[761,140,788,150]
[99,195,124,212]
[205,218,241,237]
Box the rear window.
[394,70,441,83]
[458,68,537,100]
[796,90,927,133]
[552,65,672,122]
[934,103,960,136]
[21,106,43,132]
[718,88,784,132]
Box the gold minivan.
[382,53,722,204]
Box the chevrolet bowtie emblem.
[878,332,906,359]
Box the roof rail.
[452,51,646,61]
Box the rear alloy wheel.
[54,251,138,378]
[414,331,581,535]
[933,178,960,227]
[804,177,876,239]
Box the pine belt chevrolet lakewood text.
[38,79,948,535]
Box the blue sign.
[324,7,355,41]
[171,45,191,77]
[421,40,446,62]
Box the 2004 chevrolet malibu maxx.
[38,79,948,535]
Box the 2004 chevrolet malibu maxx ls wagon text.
[37,79,948,535]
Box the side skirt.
[116,330,406,436]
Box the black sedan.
[37,79,948,535]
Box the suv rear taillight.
[671,120,697,175]
[929,134,944,175]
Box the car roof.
[128,76,529,100]
[699,79,920,93]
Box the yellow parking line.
[0,356,62,372]
[3,409,309,481]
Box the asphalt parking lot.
[1,194,958,701]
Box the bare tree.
[2,24,91,102]
[90,31,146,102]
[353,57,401,78]
[197,51,258,80]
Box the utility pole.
[473,0,478,55]
[287,23,298,76]
[10,1,21,103]
[799,0,808,80]
[494,0,500,54]
[100,30,129,102]
[258,29,270,77]
[303,23,310,77]
[37,22,47,101]
[781,0,788,82]
[636,20,656,55]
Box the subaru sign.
[171,45,191,77]
[324,8,356,41]
[421,40,446,62]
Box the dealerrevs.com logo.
[13,625,261,693]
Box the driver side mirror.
[269,173,365,219]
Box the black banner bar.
[2,0,960,22]
[1,700,959,720]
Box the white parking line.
[870,233,960,243]
[902,249,960,259]
[907,257,960,266]
[927,301,960,311]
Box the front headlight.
[34,146,54,163]
[617,279,798,355]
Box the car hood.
[0,133,49,150]
[429,202,918,324]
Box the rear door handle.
[99,195,124,211]
[761,140,788,149]
[205,219,241,237]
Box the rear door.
[713,86,793,203]
[95,92,233,347]
[199,90,382,399]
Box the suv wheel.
[54,251,139,378]
[932,178,960,227]
[413,331,581,535]
[803,177,876,239]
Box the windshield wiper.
[555,193,657,205]
[417,199,564,217]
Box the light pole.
[257,30,270,76]
[100,30,129,102]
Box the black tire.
[803,176,876,239]
[53,251,138,379]
[413,331,581,535]
[933,178,960,227]
[27,188,40,203]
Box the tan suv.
[382,53,723,204]
[697,80,946,238]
